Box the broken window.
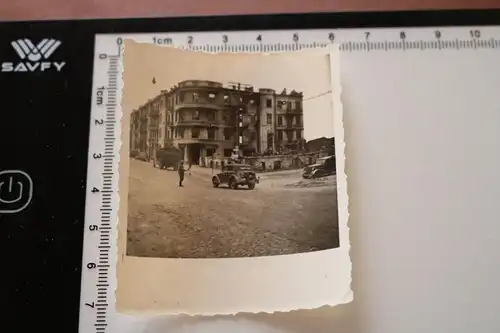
[223,128,232,140]
[193,110,200,120]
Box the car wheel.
[229,178,238,189]
[248,183,255,190]
[212,177,219,188]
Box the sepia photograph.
[124,44,339,259]
[116,40,350,314]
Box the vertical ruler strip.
[96,55,119,332]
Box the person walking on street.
[178,161,185,187]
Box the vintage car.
[302,155,336,179]
[212,164,259,189]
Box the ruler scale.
[80,52,120,333]
[79,25,500,333]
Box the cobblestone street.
[126,159,339,258]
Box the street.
[126,159,339,258]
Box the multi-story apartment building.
[274,88,305,153]
[129,80,304,165]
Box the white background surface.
[86,28,500,333]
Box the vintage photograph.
[116,40,350,315]
[123,43,340,259]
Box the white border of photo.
[115,40,351,315]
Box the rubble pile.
[285,176,336,188]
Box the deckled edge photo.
[114,39,351,315]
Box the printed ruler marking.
[109,27,500,54]
[94,54,119,332]
[180,39,500,52]
[82,53,119,333]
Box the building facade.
[129,80,305,165]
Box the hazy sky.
[122,41,335,141]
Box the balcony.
[286,108,303,114]
[176,119,223,127]
[174,137,233,146]
[174,100,222,111]
[276,124,286,130]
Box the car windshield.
[316,158,328,165]
[237,166,252,171]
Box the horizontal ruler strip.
[175,39,500,52]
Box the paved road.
[126,159,339,258]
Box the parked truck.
[153,147,182,170]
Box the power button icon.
[0,170,33,214]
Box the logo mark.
[0,170,33,214]
[1,38,66,73]
[11,38,61,62]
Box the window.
[277,131,283,141]
[291,101,296,110]
[266,99,272,108]
[193,110,200,120]
[266,113,272,124]
[178,128,185,138]
[223,110,230,122]
[296,130,301,140]
[267,133,273,149]
[208,93,216,100]
[224,95,229,103]
[277,116,283,126]
[208,128,216,140]
[223,128,232,140]
[192,92,199,102]
[277,100,283,109]
[207,111,215,121]
[191,128,200,139]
